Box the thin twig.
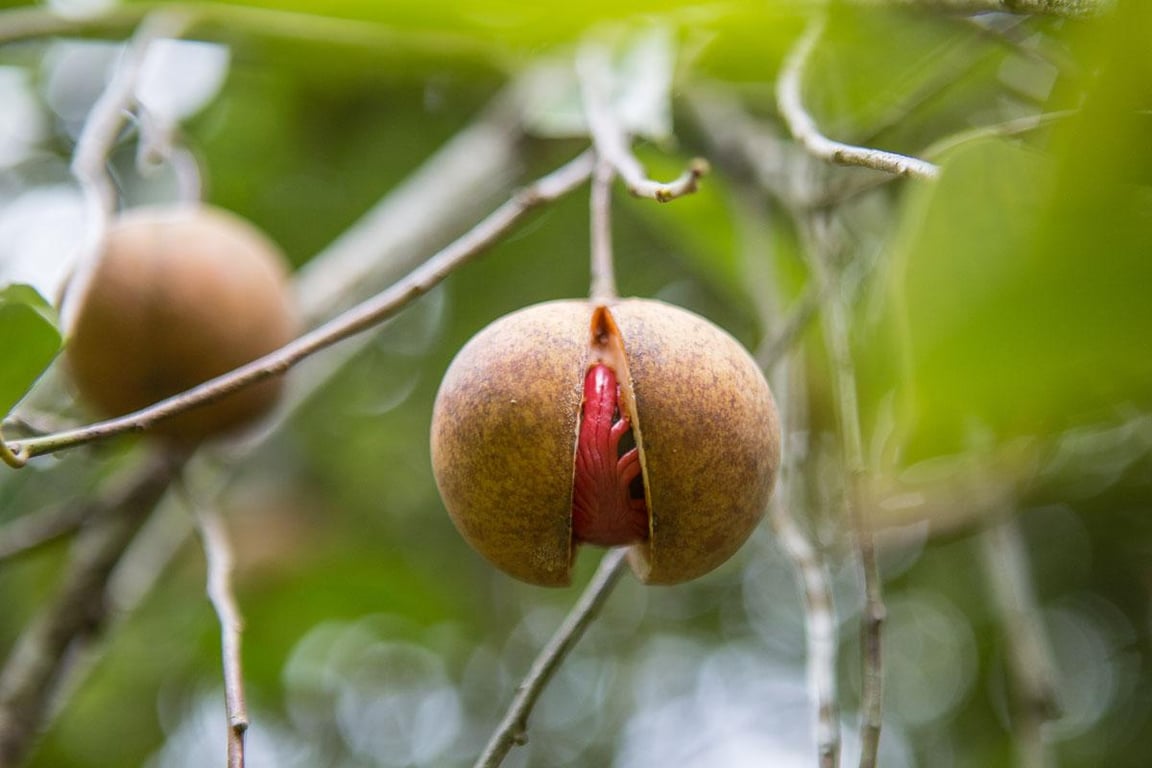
[134,108,205,205]
[920,109,1076,159]
[5,150,595,463]
[0,450,185,768]
[589,158,618,303]
[186,493,248,768]
[777,16,940,182]
[764,338,841,768]
[735,181,840,767]
[755,287,821,373]
[801,215,886,768]
[844,0,1107,18]
[576,42,708,202]
[978,507,1060,768]
[806,107,1076,209]
[45,497,196,728]
[475,549,629,768]
[786,527,842,768]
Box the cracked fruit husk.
[430,299,781,586]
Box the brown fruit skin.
[611,300,780,584]
[430,298,781,586]
[64,205,298,444]
[431,302,586,586]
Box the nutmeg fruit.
[64,204,298,444]
[430,299,780,586]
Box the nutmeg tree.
[1,2,1150,768]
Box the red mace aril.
[430,299,781,586]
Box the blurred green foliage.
[0,285,59,414]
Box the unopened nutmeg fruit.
[64,204,298,444]
[430,299,780,586]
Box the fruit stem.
[589,156,618,303]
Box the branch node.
[0,428,29,469]
[777,15,940,182]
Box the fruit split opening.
[570,306,651,547]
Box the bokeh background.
[0,1,1149,766]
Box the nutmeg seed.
[64,204,298,444]
[430,298,780,586]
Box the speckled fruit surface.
[430,298,780,587]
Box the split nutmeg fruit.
[64,204,298,444]
[430,299,781,586]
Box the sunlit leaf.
[0,284,62,416]
[876,138,1152,462]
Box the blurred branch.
[293,91,523,324]
[133,108,205,205]
[763,319,841,767]
[186,493,248,768]
[57,9,193,347]
[0,450,185,768]
[475,549,629,768]
[756,287,820,372]
[577,42,708,202]
[777,16,940,181]
[978,507,1060,768]
[734,182,841,767]
[0,501,90,562]
[68,11,191,218]
[5,149,594,463]
[845,0,1108,18]
[771,399,841,768]
[0,2,498,64]
[920,109,1076,158]
[684,86,818,211]
[44,497,195,728]
[800,215,886,768]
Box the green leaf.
[871,137,1152,463]
[0,284,62,416]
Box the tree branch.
[576,42,707,202]
[475,549,629,768]
[978,507,1060,768]
[187,496,248,768]
[5,149,594,463]
[0,501,90,562]
[768,358,842,768]
[774,471,841,767]
[800,215,886,768]
[59,10,194,337]
[732,180,841,767]
[777,16,940,182]
[755,287,821,372]
[0,450,185,768]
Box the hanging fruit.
[431,298,780,586]
[64,204,298,444]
